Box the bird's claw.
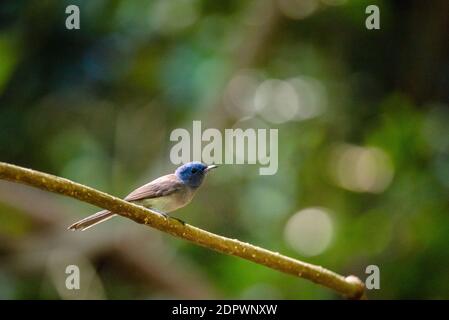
[150,209,169,219]
[150,209,185,225]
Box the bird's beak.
[206,165,218,172]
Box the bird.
[68,162,218,231]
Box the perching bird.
[68,162,218,231]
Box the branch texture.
[0,161,365,299]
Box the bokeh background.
[0,0,448,299]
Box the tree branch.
[0,161,365,299]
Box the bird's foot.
[150,208,169,219]
[170,217,186,225]
[159,212,170,219]
[149,208,185,225]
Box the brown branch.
[0,161,365,299]
[0,181,219,298]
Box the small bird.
[68,162,218,231]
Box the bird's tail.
[68,210,116,231]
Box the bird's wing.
[124,174,185,201]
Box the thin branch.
[0,181,219,299]
[0,161,365,299]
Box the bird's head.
[175,162,218,188]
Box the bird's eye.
[191,168,198,173]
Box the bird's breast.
[137,186,195,213]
